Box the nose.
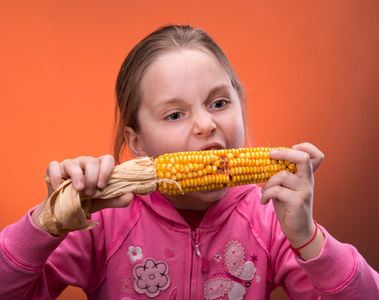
[192,110,216,136]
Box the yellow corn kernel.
[154,147,296,194]
[170,166,177,174]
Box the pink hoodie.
[1,185,378,299]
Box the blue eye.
[166,112,182,120]
[211,100,226,109]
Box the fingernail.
[85,189,94,196]
[270,150,279,156]
[98,180,106,189]
[75,181,84,190]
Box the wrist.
[290,220,318,254]
[290,222,325,260]
[31,200,48,231]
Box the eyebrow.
[207,84,233,100]
[151,84,234,112]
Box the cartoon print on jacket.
[133,257,171,297]
[122,243,181,299]
[127,246,143,263]
[204,240,257,300]
[161,242,179,260]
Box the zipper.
[189,231,211,299]
[189,231,195,299]
[191,231,210,273]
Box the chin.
[189,187,228,203]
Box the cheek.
[224,112,245,147]
[140,125,189,157]
[231,126,245,148]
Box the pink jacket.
[1,185,378,299]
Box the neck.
[163,188,228,211]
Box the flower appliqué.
[133,258,170,298]
[214,253,222,262]
[204,241,257,300]
[127,246,143,263]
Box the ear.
[124,126,148,157]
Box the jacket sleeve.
[0,208,106,299]
[296,225,379,299]
[268,213,321,299]
[270,222,379,299]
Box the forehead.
[140,49,231,100]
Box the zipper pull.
[195,244,201,257]
[195,243,210,273]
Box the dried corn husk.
[40,157,173,235]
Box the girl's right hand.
[31,155,134,232]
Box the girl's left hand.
[261,142,324,258]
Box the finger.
[91,193,134,213]
[261,180,313,205]
[261,185,293,205]
[262,170,307,195]
[78,157,100,196]
[46,161,62,191]
[269,148,312,178]
[292,142,324,172]
[97,155,115,189]
[61,159,85,191]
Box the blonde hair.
[114,25,248,163]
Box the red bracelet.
[290,221,318,256]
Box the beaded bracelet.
[290,221,318,256]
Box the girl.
[0,25,378,299]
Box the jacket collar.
[138,185,257,230]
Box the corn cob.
[41,147,295,235]
[155,147,296,195]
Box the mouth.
[199,143,225,151]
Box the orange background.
[1,1,378,299]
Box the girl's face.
[127,49,245,209]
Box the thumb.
[91,193,134,213]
